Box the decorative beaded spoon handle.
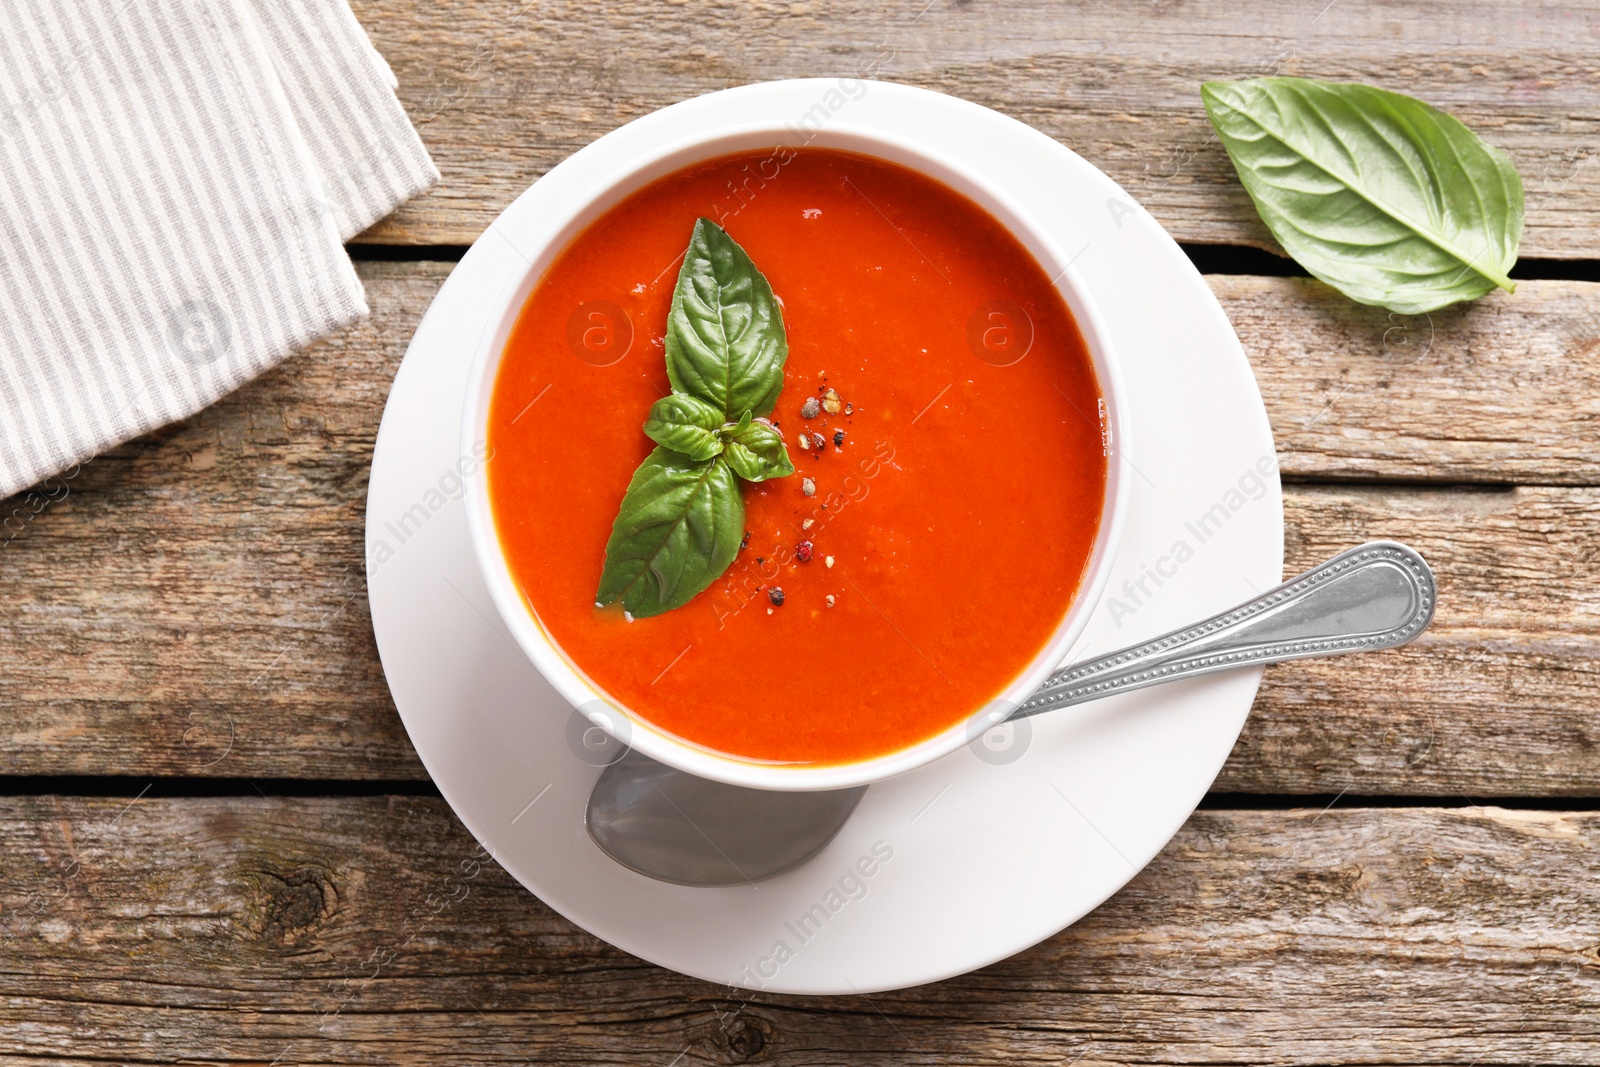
[1012,541,1436,718]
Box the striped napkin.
[0,0,438,499]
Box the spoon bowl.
[587,749,867,887]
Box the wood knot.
[710,1011,772,1062]
[242,865,338,946]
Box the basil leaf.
[721,415,795,482]
[1202,77,1523,314]
[595,448,744,618]
[643,393,725,462]
[664,218,788,419]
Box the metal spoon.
[586,540,1436,887]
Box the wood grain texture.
[1222,483,1600,795]
[1229,276,1600,485]
[1,796,1596,1063]
[350,0,1600,259]
[1,264,1596,792]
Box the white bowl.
[462,118,1130,791]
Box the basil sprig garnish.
[1202,77,1523,314]
[596,219,794,618]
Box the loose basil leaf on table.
[721,413,796,482]
[643,392,726,462]
[595,447,744,618]
[665,217,789,419]
[1201,77,1524,314]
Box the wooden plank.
[1,797,1596,1062]
[351,0,1600,259]
[1229,275,1600,485]
[1,263,1596,791]
[1221,482,1600,796]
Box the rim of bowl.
[461,119,1131,791]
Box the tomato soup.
[487,148,1106,765]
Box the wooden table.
[4,1,1597,1061]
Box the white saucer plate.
[365,80,1282,995]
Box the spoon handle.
[1014,540,1436,718]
